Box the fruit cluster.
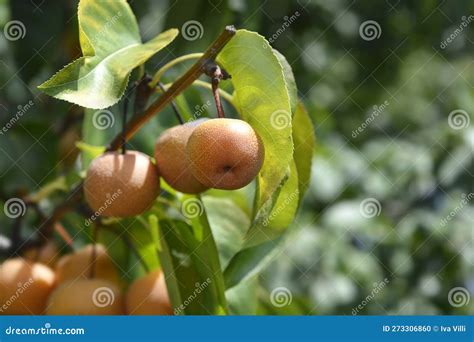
[0,243,171,315]
[84,118,264,217]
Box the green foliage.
[158,218,227,315]
[38,0,178,109]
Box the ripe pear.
[154,119,209,194]
[84,150,160,217]
[46,279,124,315]
[0,258,55,314]
[125,270,172,315]
[187,118,264,190]
[55,244,120,286]
[23,240,59,268]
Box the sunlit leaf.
[244,161,299,247]
[273,49,297,114]
[292,102,315,203]
[217,30,294,211]
[38,0,178,109]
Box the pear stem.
[212,78,225,118]
[203,61,231,119]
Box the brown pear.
[0,258,55,314]
[186,118,264,190]
[55,244,120,286]
[46,279,124,315]
[154,119,209,194]
[84,150,160,217]
[125,270,172,315]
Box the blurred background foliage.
[0,0,472,315]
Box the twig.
[158,82,184,124]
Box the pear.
[125,270,172,315]
[0,258,55,314]
[84,151,160,217]
[187,119,264,190]
[155,119,208,194]
[46,279,124,315]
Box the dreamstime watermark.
[263,189,299,227]
[3,198,27,219]
[440,15,474,49]
[173,278,212,315]
[265,11,301,46]
[181,20,204,41]
[181,198,204,219]
[92,109,115,130]
[0,278,34,313]
[448,109,470,130]
[448,287,470,308]
[359,20,381,41]
[90,11,122,44]
[359,198,382,218]
[352,278,390,315]
[3,20,26,41]
[85,189,122,227]
[92,287,115,308]
[270,109,291,130]
[0,100,35,135]
[440,192,473,227]
[5,323,85,336]
[352,100,389,138]
[188,100,211,122]
[270,287,293,307]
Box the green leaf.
[126,218,160,271]
[202,196,250,269]
[96,228,130,283]
[38,0,178,109]
[217,30,294,211]
[273,49,298,114]
[224,236,283,289]
[226,276,259,315]
[158,218,228,315]
[292,102,315,203]
[244,161,299,247]
[76,140,105,169]
[148,214,162,252]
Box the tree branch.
[108,25,236,150]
